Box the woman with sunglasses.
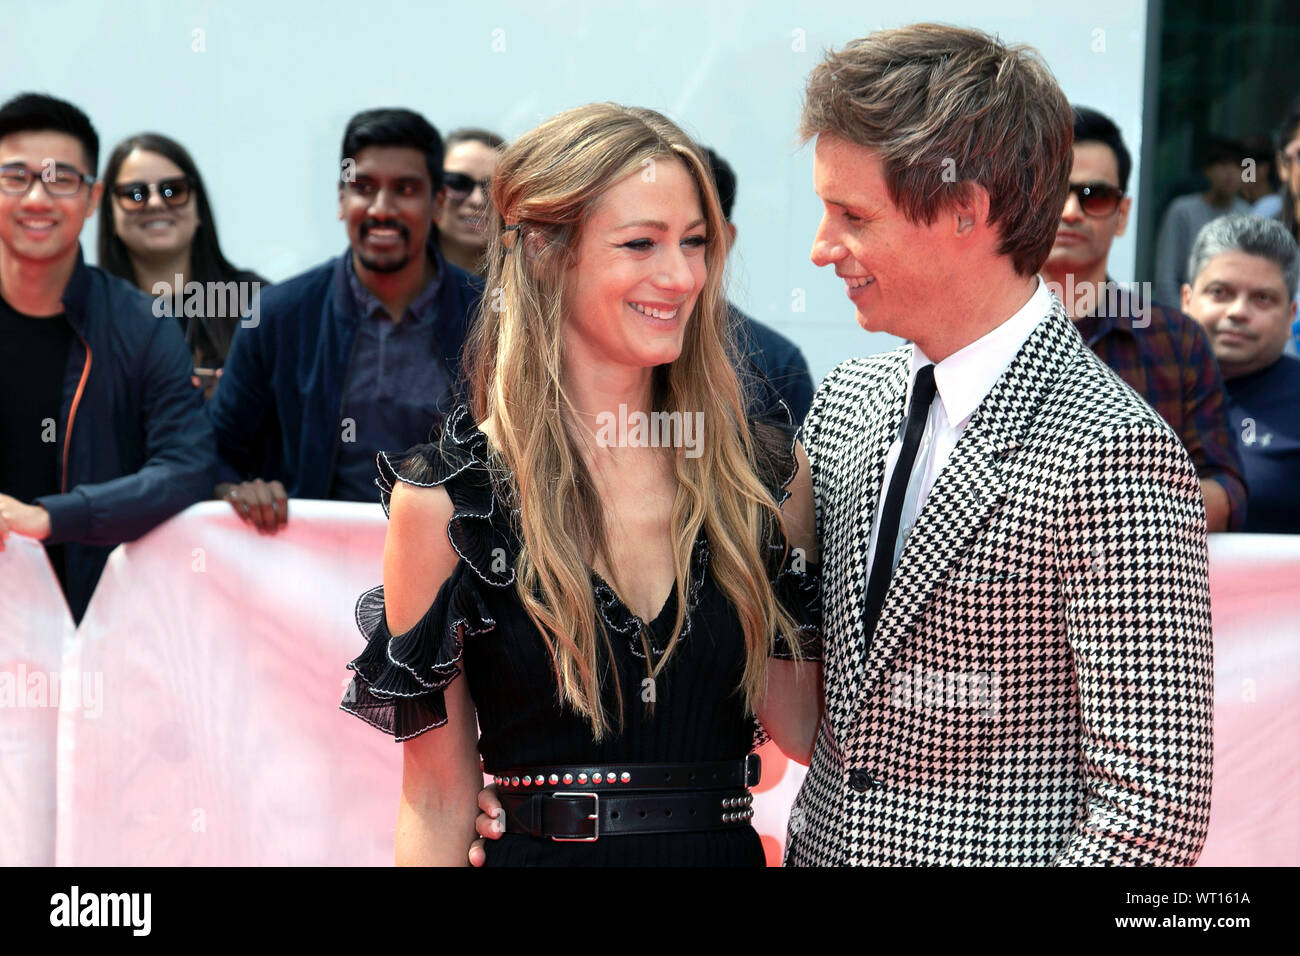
[339,103,822,866]
[97,133,266,395]
[435,128,504,277]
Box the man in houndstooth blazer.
[784,26,1214,866]
[785,294,1214,866]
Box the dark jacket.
[731,303,814,426]
[207,248,482,498]
[35,248,217,621]
[1075,281,1248,530]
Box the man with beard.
[208,109,482,530]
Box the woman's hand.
[468,783,505,866]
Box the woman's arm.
[385,479,484,866]
[755,440,824,765]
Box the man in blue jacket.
[208,108,482,531]
[0,93,216,622]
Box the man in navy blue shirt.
[1183,215,1300,533]
[208,109,482,531]
[0,93,215,620]
[701,148,814,425]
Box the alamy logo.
[49,886,151,936]
[0,663,102,718]
[594,403,704,459]
[890,664,1000,718]
[1042,275,1152,329]
[152,275,261,328]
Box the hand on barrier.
[468,783,504,867]
[0,494,51,550]
[215,479,289,534]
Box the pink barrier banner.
[1,504,1296,866]
[1195,535,1300,866]
[0,535,76,866]
[53,502,395,866]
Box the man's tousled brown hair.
[800,22,1073,276]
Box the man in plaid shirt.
[1043,107,1246,531]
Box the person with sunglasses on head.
[0,93,216,622]
[1042,106,1246,532]
[207,109,482,533]
[97,133,268,398]
[435,128,504,278]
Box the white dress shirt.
[864,278,1054,583]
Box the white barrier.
[0,534,76,866]
[1,504,1296,866]
[1195,535,1300,866]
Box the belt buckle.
[549,791,599,842]
[744,752,762,788]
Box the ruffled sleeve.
[750,403,823,663]
[339,405,517,741]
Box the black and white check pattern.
[785,299,1214,866]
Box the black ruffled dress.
[340,404,821,866]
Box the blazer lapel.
[823,356,908,723]
[846,303,1081,718]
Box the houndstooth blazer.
[785,298,1214,866]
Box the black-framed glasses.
[0,162,95,197]
[443,171,490,197]
[1066,181,1125,217]
[112,177,194,210]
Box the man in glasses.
[0,92,216,622]
[208,108,482,531]
[1042,106,1246,531]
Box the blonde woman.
[340,103,822,866]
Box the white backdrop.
[6,0,1150,383]
[1,503,1296,866]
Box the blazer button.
[848,769,878,792]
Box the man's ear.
[337,184,345,221]
[1114,195,1133,238]
[952,183,990,237]
[433,187,447,223]
[86,179,103,218]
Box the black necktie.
[862,363,937,649]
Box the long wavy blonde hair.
[464,103,802,739]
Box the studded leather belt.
[492,755,760,841]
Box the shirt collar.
[345,240,444,324]
[909,276,1052,430]
[1067,275,1150,346]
